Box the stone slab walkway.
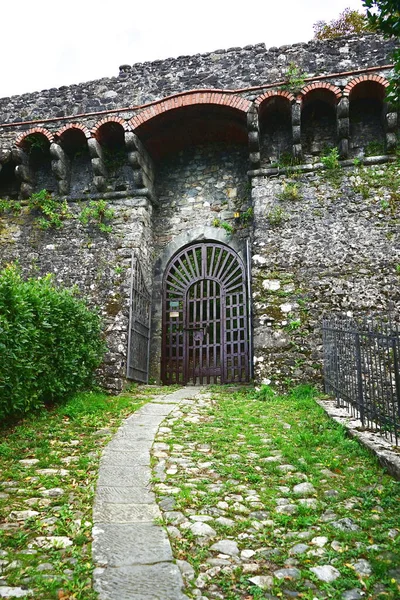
[92,387,202,600]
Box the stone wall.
[0,197,153,391]
[251,160,400,387]
[0,35,395,124]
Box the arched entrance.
[162,241,250,385]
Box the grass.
[0,383,179,599]
[154,385,400,600]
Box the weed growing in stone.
[0,199,22,215]
[267,206,288,226]
[78,199,115,233]
[28,189,72,229]
[281,62,307,95]
[278,182,302,201]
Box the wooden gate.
[126,253,151,383]
[162,242,249,384]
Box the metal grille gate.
[162,242,250,385]
[126,253,151,383]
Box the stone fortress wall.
[0,33,399,389]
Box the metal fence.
[322,314,400,445]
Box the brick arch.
[16,127,54,147]
[344,74,389,97]
[92,116,130,137]
[300,82,342,102]
[57,123,91,139]
[129,91,252,130]
[254,90,296,108]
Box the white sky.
[1,0,366,98]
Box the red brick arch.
[343,74,389,97]
[254,90,296,108]
[16,127,54,147]
[300,82,342,102]
[92,116,130,137]
[129,91,252,130]
[57,123,91,139]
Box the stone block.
[92,523,173,566]
[94,563,188,599]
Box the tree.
[363,1,400,106]
[313,8,368,40]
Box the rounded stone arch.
[15,128,56,194]
[56,123,91,139]
[57,124,92,195]
[128,91,251,161]
[129,91,252,131]
[343,74,389,98]
[299,83,342,103]
[255,92,294,166]
[15,127,54,147]
[91,116,131,138]
[150,227,250,383]
[345,75,388,156]
[300,86,339,155]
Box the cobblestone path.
[152,388,400,600]
[92,387,201,600]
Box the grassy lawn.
[0,384,178,599]
[154,385,400,600]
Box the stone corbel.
[50,143,70,196]
[88,138,107,192]
[292,101,302,160]
[247,105,260,169]
[125,131,157,204]
[337,98,349,158]
[385,108,397,153]
[13,147,34,198]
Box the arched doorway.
[162,242,250,385]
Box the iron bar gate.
[162,242,250,385]
[322,313,400,445]
[126,253,151,383]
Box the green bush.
[0,265,106,419]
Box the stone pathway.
[92,387,202,600]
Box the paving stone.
[0,587,33,598]
[40,488,65,498]
[93,502,161,523]
[92,523,173,566]
[248,575,273,589]
[274,567,301,580]
[189,522,216,538]
[93,563,189,599]
[95,486,155,504]
[176,559,195,581]
[342,590,364,600]
[352,559,372,576]
[100,449,150,467]
[29,536,72,549]
[210,540,239,556]
[310,565,341,582]
[293,482,316,496]
[8,510,39,521]
[18,459,39,467]
[96,465,151,488]
[331,518,360,532]
[289,543,309,555]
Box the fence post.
[354,332,365,425]
[392,334,400,444]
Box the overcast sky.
[1,0,366,98]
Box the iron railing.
[322,314,400,445]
